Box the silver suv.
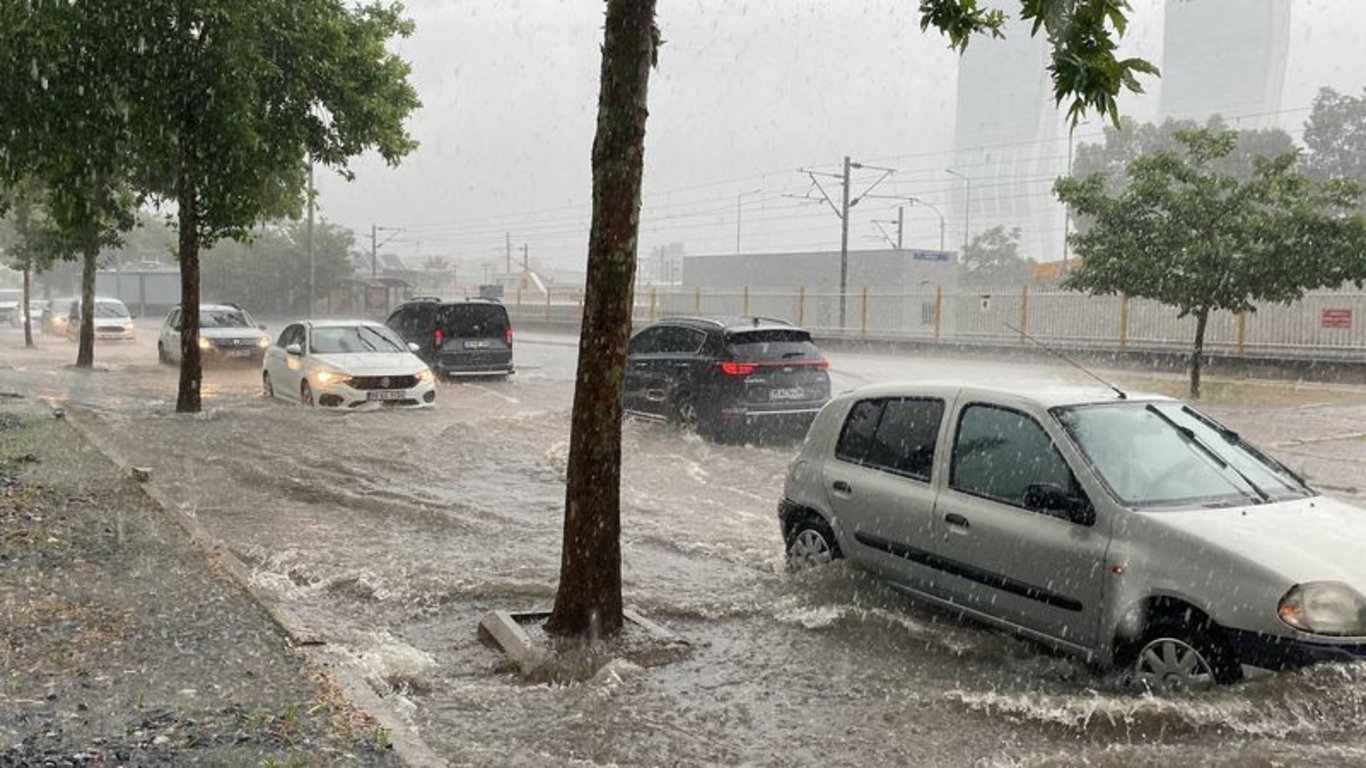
[780,382,1366,689]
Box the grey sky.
[315,0,1366,276]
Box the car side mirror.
[408,342,421,353]
[258,324,267,331]
[1023,483,1094,526]
[285,343,302,356]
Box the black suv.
[624,316,831,441]
[386,298,514,378]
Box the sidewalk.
[0,398,401,767]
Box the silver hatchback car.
[780,382,1366,689]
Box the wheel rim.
[262,373,273,398]
[675,397,698,430]
[787,528,833,570]
[1134,637,1216,691]
[301,383,313,407]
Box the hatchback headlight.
[1278,582,1366,636]
[316,370,352,386]
[415,368,434,383]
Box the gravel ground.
[0,398,400,767]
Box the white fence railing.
[505,286,1366,361]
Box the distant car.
[41,298,77,335]
[0,289,19,326]
[262,320,436,409]
[385,298,514,378]
[623,316,831,442]
[782,381,1366,690]
[65,297,135,341]
[158,303,269,365]
[11,299,45,328]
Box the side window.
[656,327,705,354]
[950,404,1077,508]
[167,309,181,330]
[628,326,665,355]
[865,398,945,481]
[835,399,882,464]
[277,324,302,349]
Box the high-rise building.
[1159,0,1290,127]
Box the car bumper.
[94,329,136,340]
[433,350,514,376]
[1225,628,1366,670]
[203,346,266,364]
[314,379,438,409]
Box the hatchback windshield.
[310,325,406,354]
[202,308,253,328]
[726,329,822,362]
[1056,402,1311,508]
[94,302,129,318]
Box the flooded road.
[3,323,1366,766]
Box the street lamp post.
[909,197,946,253]
[945,168,971,252]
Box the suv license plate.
[226,349,253,358]
[367,391,407,401]
[769,388,806,401]
[464,340,491,349]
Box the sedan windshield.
[1055,401,1311,508]
[202,309,252,328]
[310,325,406,354]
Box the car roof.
[652,315,800,333]
[834,380,1173,410]
[305,319,389,329]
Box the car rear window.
[439,304,508,338]
[725,329,821,362]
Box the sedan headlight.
[198,337,213,350]
[415,368,434,383]
[1278,582,1366,636]
[315,370,352,386]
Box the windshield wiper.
[1145,404,1270,504]
[1179,405,1311,493]
[357,325,396,352]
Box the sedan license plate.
[769,387,807,401]
[464,340,491,349]
[225,349,253,358]
[367,390,407,401]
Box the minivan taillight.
[718,361,757,376]
[505,326,514,346]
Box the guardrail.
[506,285,1366,363]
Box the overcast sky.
[314,0,1366,277]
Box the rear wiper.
[1145,404,1270,504]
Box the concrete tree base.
[478,607,688,683]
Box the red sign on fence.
[1321,309,1353,329]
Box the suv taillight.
[718,361,757,376]
[505,326,514,346]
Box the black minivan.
[623,316,831,441]
[386,298,514,378]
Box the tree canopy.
[1303,86,1366,189]
[959,225,1032,287]
[1057,128,1366,397]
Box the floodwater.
[3,321,1365,766]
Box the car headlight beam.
[1278,582,1366,636]
[316,370,352,386]
[198,337,212,350]
[415,368,434,383]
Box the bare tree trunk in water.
[22,266,34,349]
[175,179,202,413]
[546,0,658,638]
[1189,308,1209,400]
[75,244,96,368]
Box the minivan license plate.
[769,388,806,401]
[367,391,406,401]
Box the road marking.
[1271,431,1366,449]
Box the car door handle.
[832,480,852,494]
[944,512,970,530]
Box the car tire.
[158,343,170,365]
[785,514,842,572]
[262,371,274,399]
[301,380,315,408]
[669,391,701,433]
[1127,615,1243,691]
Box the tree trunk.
[1190,308,1209,400]
[21,266,34,349]
[175,181,203,413]
[76,243,96,368]
[546,0,657,639]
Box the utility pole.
[945,168,971,252]
[306,161,315,313]
[370,224,403,279]
[520,243,529,271]
[839,156,851,330]
[736,188,762,254]
[505,233,512,274]
[897,206,904,251]
[796,158,894,330]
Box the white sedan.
[262,320,436,409]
